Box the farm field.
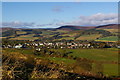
[103,29,118,33]
[1,2,119,79]
[61,33,77,37]
[50,48,118,62]
[2,48,119,77]
[96,36,118,42]
[16,31,27,35]
[76,34,102,40]
[57,37,75,40]
[46,48,119,76]
[9,34,39,40]
[1,25,118,42]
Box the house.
[14,44,23,48]
[117,46,120,48]
[36,48,41,51]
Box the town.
[2,40,119,50]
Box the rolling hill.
[1,24,118,42]
[57,25,95,31]
[95,24,118,29]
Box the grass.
[103,29,118,35]
[103,64,119,76]
[96,36,118,42]
[3,48,34,55]
[48,57,76,65]
[51,48,118,76]
[4,48,118,62]
[92,63,119,77]
[9,34,39,40]
[52,30,69,33]
[61,33,78,37]
[3,48,119,77]
[57,37,75,40]
[41,31,52,35]
[16,31,27,35]
[52,48,118,62]
[76,34,102,40]
[103,29,118,33]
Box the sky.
[2,2,118,28]
[2,0,120,2]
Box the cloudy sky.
[2,2,118,28]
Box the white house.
[14,44,23,48]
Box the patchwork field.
[9,34,39,40]
[2,26,118,42]
[76,34,102,40]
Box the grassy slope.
[76,34,102,40]
[2,48,118,77]
[96,36,118,42]
[48,57,76,65]
[16,31,27,35]
[103,29,118,33]
[52,48,118,62]
[49,48,118,76]
[10,34,39,40]
[3,28,118,42]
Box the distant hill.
[95,24,118,29]
[0,27,16,33]
[57,25,95,31]
[1,24,118,42]
[1,24,118,32]
[57,24,118,31]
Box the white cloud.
[64,13,118,26]
[2,21,35,28]
[1,13,118,28]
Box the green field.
[57,37,75,40]
[96,36,118,42]
[52,29,69,33]
[3,48,119,77]
[48,48,119,76]
[76,34,102,40]
[10,34,39,40]
[61,33,78,37]
[50,48,118,62]
[103,29,118,33]
[16,31,27,35]
[103,64,118,76]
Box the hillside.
[57,25,95,31]
[95,24,118,29]
[1,24,118,42]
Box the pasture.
[16,31,27,35]
[9,34,39,40]
[96,36,118,42]
[48,48,119,76]
[76,34,102,40]
[2,48,119,77]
